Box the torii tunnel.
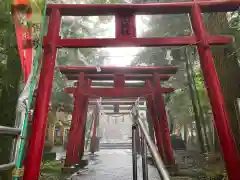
[23,1,240,180]
[59,66,177,167]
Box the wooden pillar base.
[61,159,88,173]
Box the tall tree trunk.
[205,13,240,152]
[189,61,211,152]
[146,107,155,143]
[183,123,188,143]
[185,56,205,152]
[0,38,22,179]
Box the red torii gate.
[23,1,240,180]
[59,66,177,166]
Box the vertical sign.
[115,14,136,39]
[121,16,130,35]
[114,104,120,113]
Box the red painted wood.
[152,73,175,165]
[23,9,61,180]
[64,87,174,96]
[47,35,232,48]
[46,1,240,16]
[114,74,125,88]
[64,73,170,81]
[57,65,178,74]
[25,1,240,179]
[65,73,86,166]
[190,4,240,180]
[145,80,166,163]
[115,14,136,39]
[75,92,89,161]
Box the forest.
[0,0,239,179]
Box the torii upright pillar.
[190,4,240,179]
[23,9,61,180]
[77,80,91,162]
[153,72,175,166]
[145,80,166,162]
[65,73,90,166]
[77,93,89,162]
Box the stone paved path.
[69,149,160,180]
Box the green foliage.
[50,0,122,110]
[0,1,23,179]
[229,11,240,60]
[40,161,64,180]
[132,0,191,66]
[0,0,14,90]
[132,0,240,133]
[0,0,22,124]
[229,11,240,30]
[195,71,208,105]
[167,89,194,125]
[131,0,196,128]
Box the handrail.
[0,126,21,136]
[131,114,171,180]
[132,124,138,180]
[0,162,15,172]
